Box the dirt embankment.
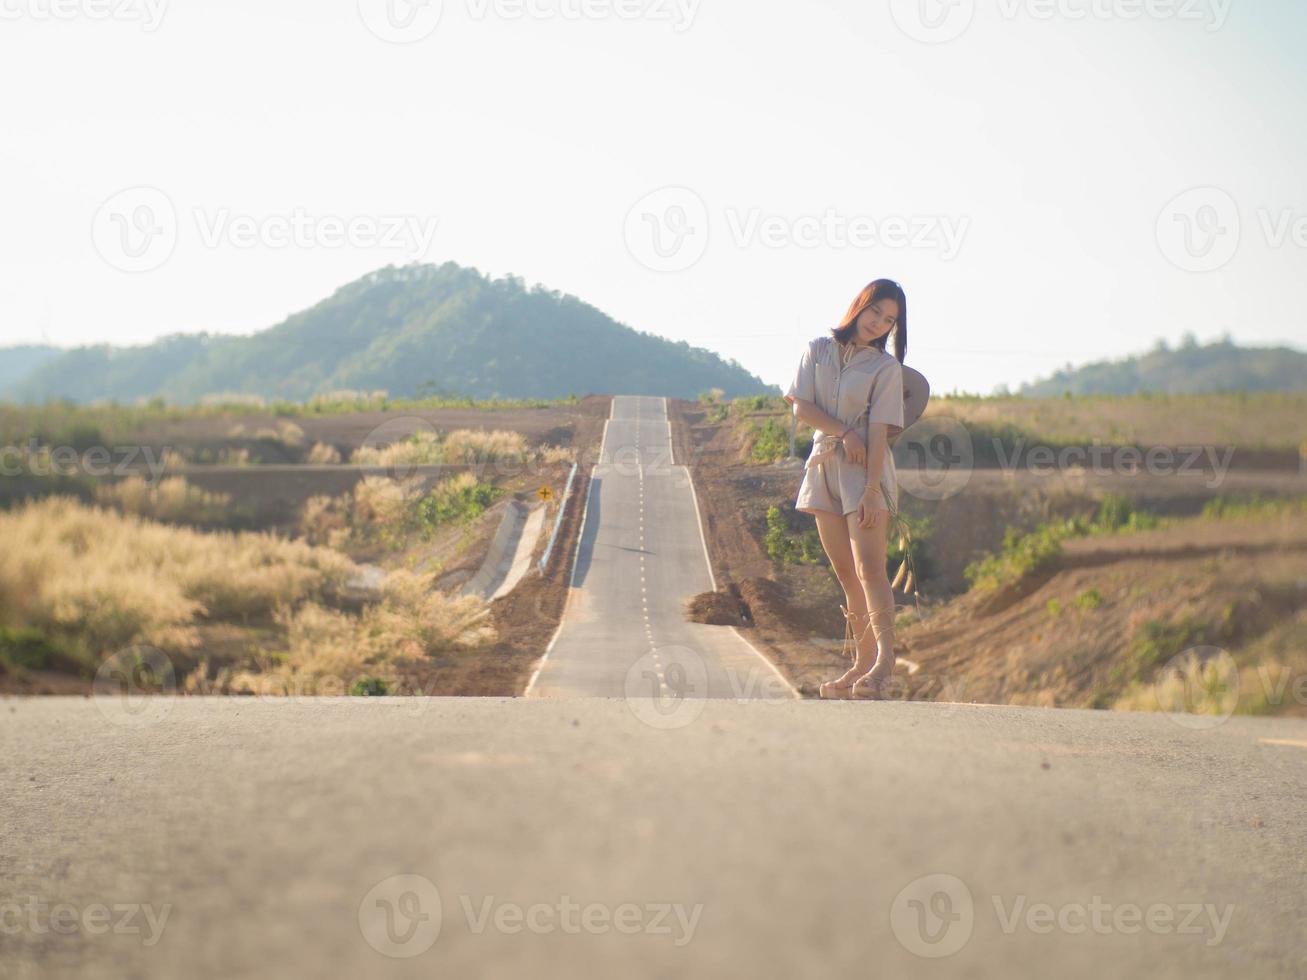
[903,513,1307,713]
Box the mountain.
[1017,335,1307,397]
[0,344,62,396]
[2,263,777,405]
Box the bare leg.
[813,511,873,697]
[846,508,896,697]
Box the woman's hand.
[841,429,867,465]
[856,485,888,529]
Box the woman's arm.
[863,421,891,493]
[855,421,892,528]
[784,395,848,438]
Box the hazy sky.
[2,0,1303,395]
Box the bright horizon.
[2,0,1304,396]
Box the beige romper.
[783,335,905,518]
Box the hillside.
[0,344,61,395]
[1,263,776,405]
[1018,335,1307,397]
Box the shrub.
[1074,588,1103,610]
[95,475,233,526]
[230,569,496,695]
[0,626,64,672]
[306,442,343,465]
[764,505,824,566]
[748,418,792,463]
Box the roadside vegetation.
[299,472,505,552]
[963,494,1159,592]
[0,391,580,449]
[0,494,498,695]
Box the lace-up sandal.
[819,608,873,699]
[851,607,898,700]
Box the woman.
[782,279,906,700]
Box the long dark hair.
[830,279,907,364]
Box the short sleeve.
[867,358,904,437]
[783,339,817,404]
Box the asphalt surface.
[525,395,796,701]
[2,696,1306,978]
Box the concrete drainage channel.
[337,500,547,603]
[459,499,548,601]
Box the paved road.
[525,395,795,702]
[2,697,1305,978]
